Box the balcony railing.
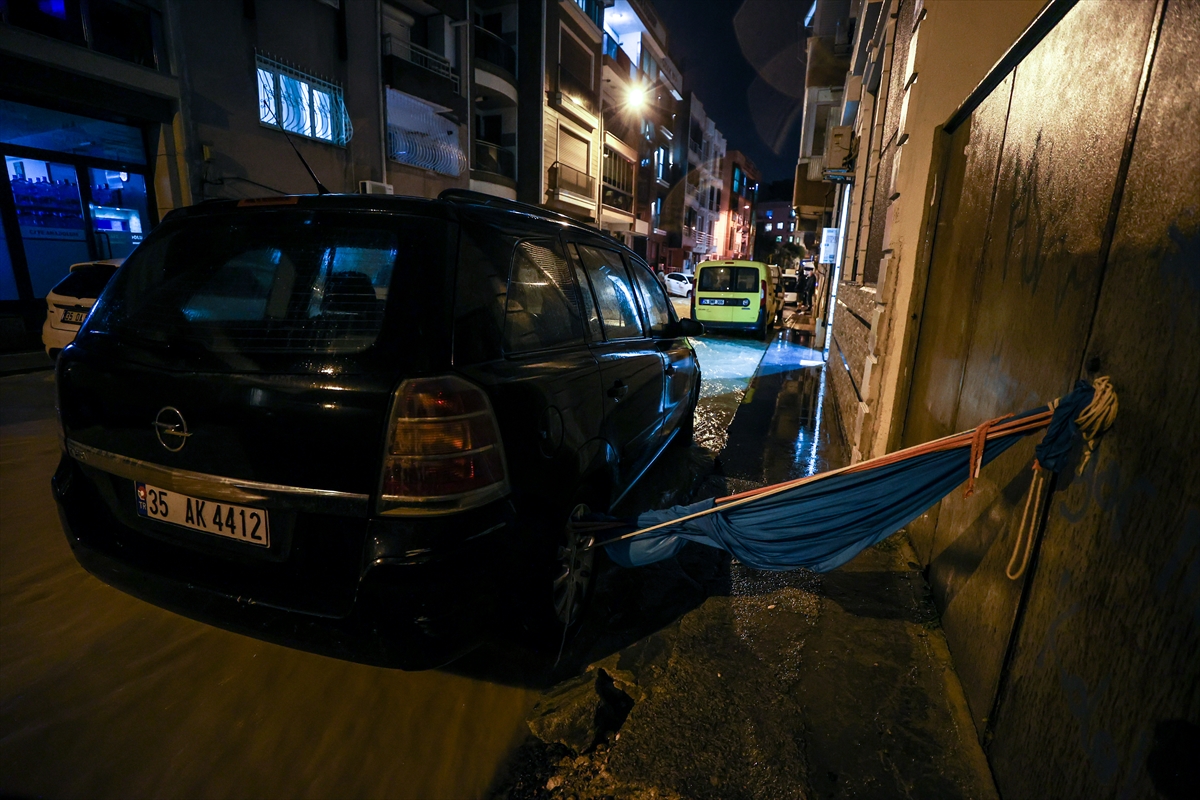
[550,161,595,199]
[474,26,516,76]
[573,0,604,29]
[693,231,713,253]
[475,140,515,180]
[688,139,703,156]
[603,33,620,60]
[556,66,596,114]
[383,34,459,92]
[602,184,633,213]
[388,124,466,177]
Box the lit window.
[776,235,782,242]
[256,54,352,146]
[766,210,773,219]
[765,223,773,231]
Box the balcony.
[474,140,516,182]
[602,184,633,213]
[550,161,595,201]
[602,33,634,79]
[474,26,516,79]
[383,34,466,122]
[693,230,713,254]
[553,65,597,122]
[384,35,458,90]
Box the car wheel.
[687,290,693,299]
[548,500,597,631]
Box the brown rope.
[964,414,1012,497]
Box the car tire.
[686,290,692,299]
[526,490,602,642]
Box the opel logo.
[154,406,191,452]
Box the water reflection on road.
[690,335,769,453]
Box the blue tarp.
[605,382,1095,572]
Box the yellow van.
[691,260,782,339]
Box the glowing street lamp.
[626,85,648,111]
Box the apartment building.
[600,0,683,267]
[753,199,797,261]
[661,91,724,272]
[716,149,759,260]
[0,0,734,348]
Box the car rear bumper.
[695,308,766,333]
[52,451,524,667]
[41,321,76,356]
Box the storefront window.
[89,168,148,259]
[6,156,91,296]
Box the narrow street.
[2,317,994,799]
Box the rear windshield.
[53,264,119,299]
[83,211,431,355]
[698,265,760,293]
[783,276,798,291]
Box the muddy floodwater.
[0,328,812,799]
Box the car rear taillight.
[760,279,767,309]
[377,375,510,515]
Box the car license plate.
[699,298,725,306]
[135,482,270,547]
[62,309,87,324]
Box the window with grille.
[256,54,352,146]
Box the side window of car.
[503,239,587,354]
[564,242,604,342]
[629,259,673,337]
[574,244,645,340]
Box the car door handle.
[607,381,628,399]
[665,364,677,376]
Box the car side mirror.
[676,318,705,337]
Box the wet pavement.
[490,321,998,800]
[1,320,996,799]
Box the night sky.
[653,0,809,183]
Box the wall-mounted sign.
[819,227,839,264]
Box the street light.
[626,85,648,111]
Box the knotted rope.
[1006,376,1118,580]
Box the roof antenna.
[279,128,330,195]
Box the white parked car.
[664,272,694,298]
[42,259,123,357]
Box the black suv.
[51,190,701,658]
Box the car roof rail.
[437,189,583,227]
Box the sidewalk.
[490,332,997,800]
[0,350,53,378]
